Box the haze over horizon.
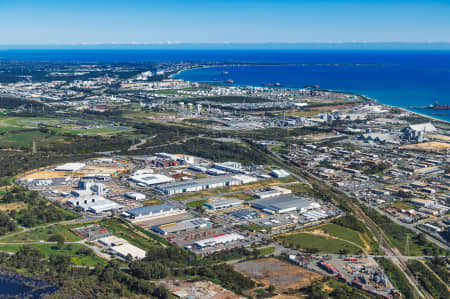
[1,0,450,46]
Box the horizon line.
[1,42,450,50]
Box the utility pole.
[32,141,37,154]
[405,234,410,256]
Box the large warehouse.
[155,175,243,195]
[122,203,185,222]
[194,233,244,249]
[203,198,243,211]
[152,218,211,235]
[251,196,320,214]
[128,173,175,186]
[54,162,86,172]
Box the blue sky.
[1,0,450,45]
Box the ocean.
[1,49,449,122]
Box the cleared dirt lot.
[234,258,321,290]
[23,170,70,180]
[0,202,27,212]
[159,280,244,299]
[400,141,450,152]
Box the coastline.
[174,65,450,125]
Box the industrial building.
[194,233,244,249]
[110,243,146,260]
[270,169,291,178]
[152,218,211,235]
[128,173,175,186]
[229,209,260,220]
[254,186,292,199]
[124,192,146,200]
[54,162,86,172]
[122,203,185,221]
[203,198,243,211]
[213,162,246,174]
[98,236,127,247]
[67,195,123,214]
[155,175,243,195]
[251,196,320,214]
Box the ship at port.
[261,82,281,87]
[428,101,450,110]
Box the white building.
[128,173,175,186]
[194,233,244,249]
[110,243,146,260]
[124,192,146,200]
[67,195,123,214]
[54,162,86,172]
[270,169,291,178]
[122,204,184,222]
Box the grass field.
[0,224,82,243]
[277,232,362,254]
[0,130,64,147]
[0,117,61,129]
[286,183,313,193]
[240,223,267,232]
[142,199,165,206]
[186,199,207,209]
[255,247,275,257]
[390,201,416,210]
[305,223,366,249]
[224,192,255,201]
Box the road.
[128,138,147,151]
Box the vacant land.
[399,141,450,152]
[390,201,416,210]
[235,258,321,290]
[187,199,208,209]
[0,202,27,212]
[277,232,362,254]
[0,224,81,243]
[304,223,367,250]
[142,199,165,206]
[285,183,313,193]
[427,134,450,142]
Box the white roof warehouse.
[122,203,184,221]
[155,175,244,195]
[128,173,174,186]
[251,196,320,214]
[194,233,244,249]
